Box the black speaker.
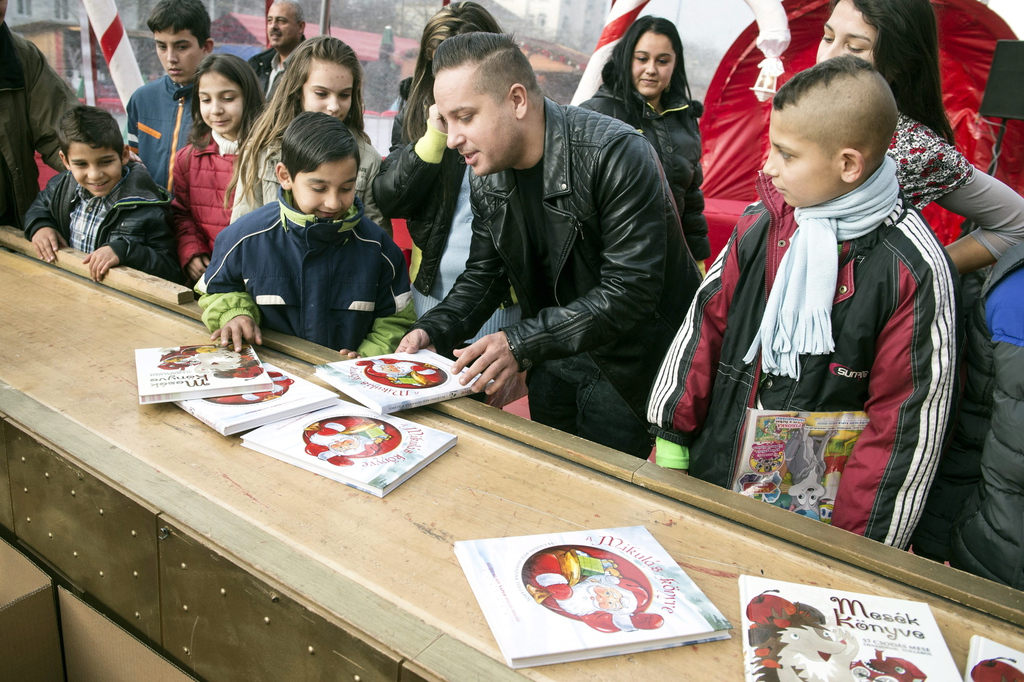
[979,40,1024,121]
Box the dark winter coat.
[411,99,703,420]
[647,173,962,547]
[247,47,276,96]
[579,84,710,261]
[23,162,183,283]
[949,243,1024,587]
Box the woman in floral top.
[817,0,1024,274]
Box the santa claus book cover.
[240,404,457,497]
[175,364,342,435]
[453,526,732,668]
[739,575,959,682]
[963,635,1024,682]
[135,344,274,405]
[314,350,476,414]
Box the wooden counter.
[0,247,1021,681]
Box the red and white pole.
[570,0,649,106]
[80,0,145,108]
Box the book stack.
[137,345,461,498]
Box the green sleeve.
[356,300,417,357]
[413,124,448,164]
[655,437,690,470]
[197,290,261,333]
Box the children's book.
[314,350,475,414]
[739,575,959,682]
[135,344,274,405]
[240,404,456,497]
[454,526,732,669]
[963,635,1024,682]
[175,364,342,435]
[731,409,870,524]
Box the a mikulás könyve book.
[454,525,732,668]
[314,350,478,414]
[240,403,457,497]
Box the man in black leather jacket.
[397,33,701,456]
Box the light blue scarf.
[743,156,899,379]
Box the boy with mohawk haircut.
[647,56,961,547]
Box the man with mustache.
[248,0,305,97]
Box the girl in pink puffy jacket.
[171,54,264,283]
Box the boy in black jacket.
[24,105,182,283]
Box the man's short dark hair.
[57,106,124,156]
[773,55,897,162]
[432,32,541,102]
[281,111,360,178]
[147,0,211,45]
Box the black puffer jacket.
[373,95,467,297]
[412,99,702,419]
[247,48,276,95]
[579,84,709,261]
[949,243,1024,587]
[23,162,183,283]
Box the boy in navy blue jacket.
[197,112,415,356]
[24,105,182,283]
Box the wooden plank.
[0,224,194,305]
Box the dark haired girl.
[579,16,710,269]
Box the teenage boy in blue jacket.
[197,112,415,356]
[127,0,213,191]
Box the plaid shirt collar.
[69,168,128,252]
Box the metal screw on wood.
[158,527,170,540]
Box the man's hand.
[185,254,210,282]
[427,103,447,135]
[212,315,262,352]
[452,331,520,395]
[396,329,434,354]
[31,227,67,263]
[82,245,120,281]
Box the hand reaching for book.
[213,315,262,352]
[452,331,518,396]
[337,349,360,359]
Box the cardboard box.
[58,587,195,682]
[0,537,63,682]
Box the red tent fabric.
[699,0,1024,259]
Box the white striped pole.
[80,0,145,109]
[570,0,650,106]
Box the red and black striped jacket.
[647,173,962,548]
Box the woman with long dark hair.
[373,2,520,342]
[817,0,1024,273]
[579,16,710,267]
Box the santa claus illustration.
[205,371,293,404]
[358,358,446,389]
[302,416,399,466]
[523,547,664,633]
[158,345,264,379]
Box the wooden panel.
[158,520,403,682]
[5,422,162,642]
[0,420,12,535]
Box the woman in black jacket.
[373,2,519,342]
[579,16,710,268]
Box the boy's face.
[276,157,358,221]
[763,106,848,208]
[59,142,129,198]
[153,29,213,84]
